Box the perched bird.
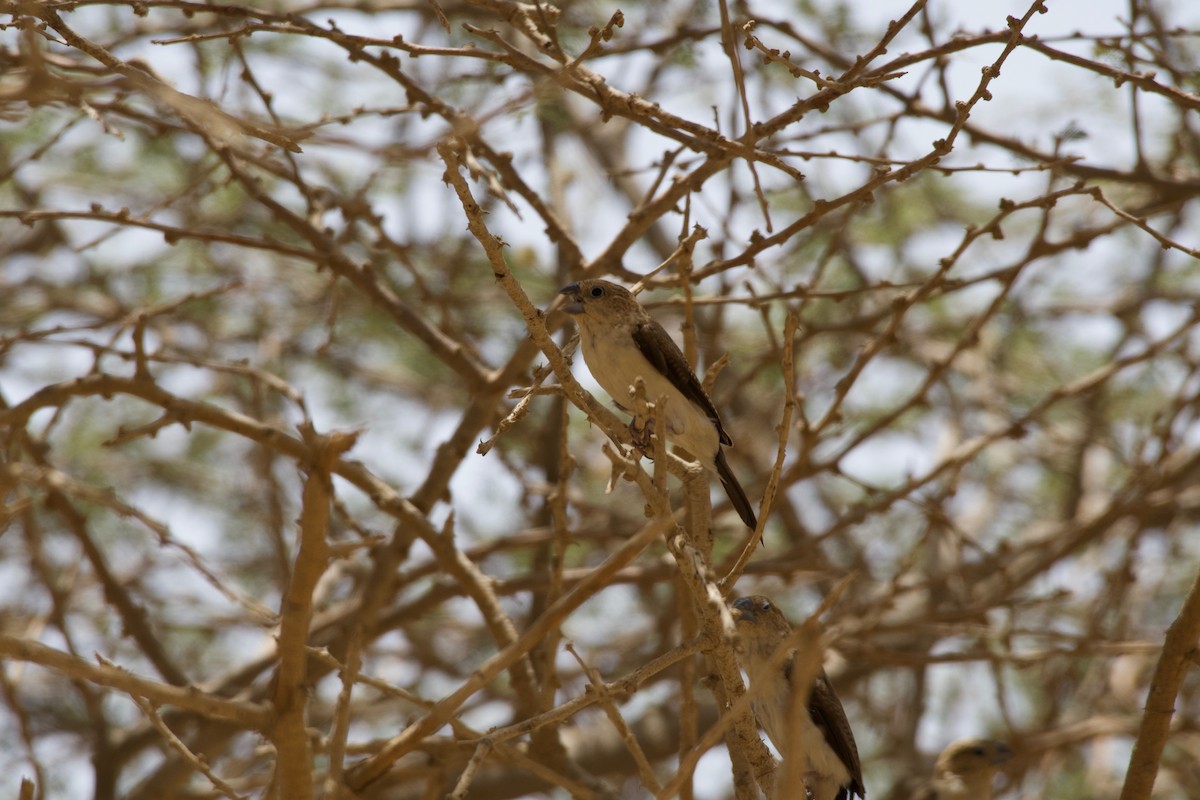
[910,739,1012,800]
[558,279,757,529]
[731,595,865,800]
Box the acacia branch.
[1118,568,1200,800]
[0,634,270,729]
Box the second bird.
[559,279,757,529]
[910,738,1012,800]
[732,595,865,800]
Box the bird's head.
[559,279,642,324]
[935,738,1014,777]
[731,595,793,656]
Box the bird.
[909,739,1012,800]
[558,279,757,529]
[731,595,865,800]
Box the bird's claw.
[628,418,656,459]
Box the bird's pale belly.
[754,686,853,789]
[580,326,720,465]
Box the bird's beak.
[731,598,755,624]
[559,282,584,315]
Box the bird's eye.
[759,601,771,611]
[971,746,985,756]
[590,286,604,297]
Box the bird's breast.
[578,322,720,463]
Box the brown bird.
[732,595,865,800]
[559,279,757,529]
[910,739,1012,800]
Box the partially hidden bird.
[732,595,865,800]
[910,738,1012,800]
[558,279,757,529]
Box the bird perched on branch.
[732,595,865,800]
[558,279,757,529]
[909,739,1012,800]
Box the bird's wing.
[631,318,732,446]
[803,669,866,798]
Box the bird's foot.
[628,418,656,459]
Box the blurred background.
[2,0,1199,797]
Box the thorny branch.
[1,1,1199,798]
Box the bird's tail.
[715,449,758,530]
